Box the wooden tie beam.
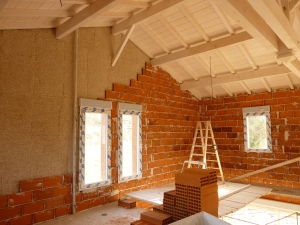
[228,156,300,182]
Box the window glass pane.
[85,112,107,185]
[122,114,139,177]
[247,115,267,149]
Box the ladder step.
[191,154,204,156]
[206,160,218,162]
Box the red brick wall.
[0,63,200,224]
[199,89,300,189]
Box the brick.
[45,196,64,209]
[34,210,54,223]
[9,192,32,206]
[113,83,126,92]
[55,205,72,217]
[10,215,33,225]
[23,201,44,214]
[0,206,21,220]
[76,201,90,212]
[105,91,119,100]
[53,185,71,197]
[34,188,53,201]
[63,174,73,185]
[0,196,8,209]
[90,197,105,207]
[82,191,98,201]
[19,178,43,192]
[43,176,63,188]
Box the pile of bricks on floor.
[130,168,218,225]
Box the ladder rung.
[206,160,218,162]
[194,145,203,147]
[192,154,204,156]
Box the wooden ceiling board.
[39,2,56,10]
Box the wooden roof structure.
[2,0,300,99]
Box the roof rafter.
[221,84,233,96]
[210,0,279,53]
[239,81,251,94]
[248,0,300,52]
[0,0,8,12]
[177,60,199,80]
[215,49,235,74]
[179,5,210,42]
[290,0,300,12]
[158,15,188,48]
[139,23,170,53]
[284,73,294,89]
[151,31,252,66]
[260,77,271,92]
[208,0,234,34]
[56,0,122,39]
[180,65,291,90]
[237,43,257,70]
[111,0,184,35]
[195,55,216,77]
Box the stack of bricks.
[132,168,219,225]
[174,168,218,220]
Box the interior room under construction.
[0,0,300,224]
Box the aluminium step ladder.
[182,121,225,183]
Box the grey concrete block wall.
[0,27,149,195]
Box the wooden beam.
[211,0,279,53]
[118,0,151,8]
[112,25,135,66]
[179,5,210,42]
[195,56,216,77]
[290,0,300,12]
[56,0,122,39]
[238,43,257,70]
[260,77,271,92]
[248,0,300,52]
[228,157,300,182]
[277,50,300,78]
[0,0,8,12]
[284,73,294,89]
[139,23,170,53]
[221,84,233,96]
[215,49,235,74]
[158,15,188,48]
[180,65,290,90]
[0,9,75,17]
[111,0,184,35]
[239,81,251,94]
[177,61,199,80]
[280,0,290,20]
[151,31,252,66]
[0,22,60,30]
[208,0,234,34]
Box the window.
[118,103,142,182]
[243,106,272,152]
[79,99,112,190]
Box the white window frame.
[79,98,112,190]
[118,103,142,182]
[243,106,272,152]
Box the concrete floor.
[41,202,146,225]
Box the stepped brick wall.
[0,63,200,224]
